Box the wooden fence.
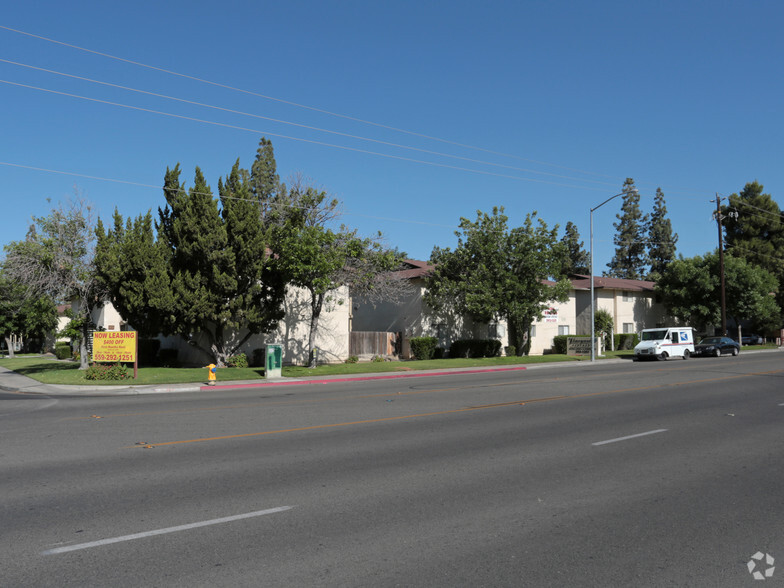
[349,331,399,357]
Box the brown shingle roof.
[570,274,656,292]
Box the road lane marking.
[127,367,784,449]
[592,429,668,446]
[41,506,293,555]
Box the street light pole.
[590,190,634,362]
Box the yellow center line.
[125,366,784,448]
[125,406,480,448]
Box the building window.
[558,325,570,336]
[623,323,634,334]
[622,290,631,302]
[489,323,506,339]
[530,325,536,338]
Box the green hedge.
[55,342,72,360]
[448,339,502,358]
[614,333,639,350]
[409,336,438,360]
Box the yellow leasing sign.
[92,331,137,362]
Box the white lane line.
[42,506,293,555]
[592,429,668,446]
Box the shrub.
[345,355,359,364]
[614,333,639,350]
[157,348,179,367]
[55,342,71,360]
[449,339,502,358]
[371,355,385,363]
[409,336,438,360]
[433,347,445,359]
[85,362,131,381]
[504,345,517,357]
[226,353,248,368]
[552,335,569,354]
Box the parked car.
[693,336,740,357]
[736,333,764,345]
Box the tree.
[645,187,678,280]
[95,210,173,338]
[153,162,287,365]
[722,181,784,312]
[250,137,284,220]
[3,198,105,369]
[655,252,780,333]
[271,177,402,367]
[594,308,614,349]
[606,178,649,279]
[0,270,58,357]
[425,207,570,355]
[560,221,589,276]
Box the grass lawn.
[4,345,774,386]
[0,357,265,386]
[1,353,593,386]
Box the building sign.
[92,331,137,363]
[567,337,602,356]
[543,307,558,323]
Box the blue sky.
[2,1,782,274]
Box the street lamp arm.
[589,189,637,362]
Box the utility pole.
[711,195,737,336]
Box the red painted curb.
[200,366,528,391]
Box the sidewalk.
[0,359,623,397]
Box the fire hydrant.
[206,363,217,385]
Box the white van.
[634,327,695,360]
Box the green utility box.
[265,343,283,378]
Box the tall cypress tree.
[250,137,281,220]
[646,187,678,280]
[560,221,589,275]
[606,178,649,279]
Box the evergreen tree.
[606,178,648,279]
[156,164,286,365]
[250,137,281,219]
[95,210,173,337]
[722,181,784,312]
[560,221,589,275]
[645,187,678,280]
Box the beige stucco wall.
[352,280,511,357]
[158,284,351,366]
[530,292,578,354]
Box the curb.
[201,365,529,391]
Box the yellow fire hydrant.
[206,363,217,385]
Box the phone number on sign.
[93,353,134,362]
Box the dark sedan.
[693,336,741,357]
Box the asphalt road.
[1,352,783,587]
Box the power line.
[0,58,620,189]
[0,79,617,192]
[0,24,615,181]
